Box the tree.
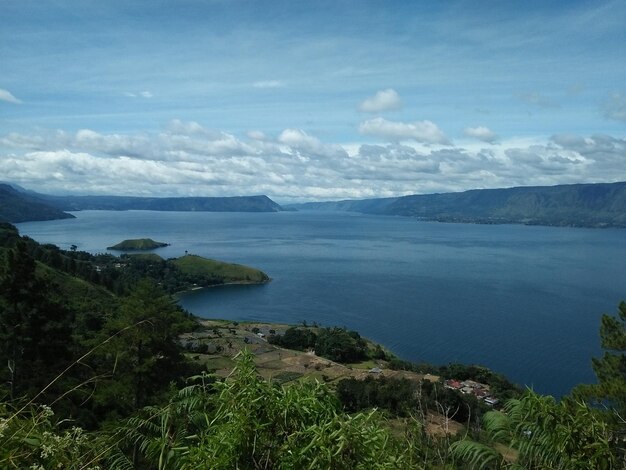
[0,241,74,399]
[575,301,626,421]
[315,327,367,363]
[92,280,196,419]
[268,327,317,350]
[336,376,418,416]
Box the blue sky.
[1,0,625,201]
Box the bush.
[315,327,367,363]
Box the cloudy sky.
[1,0,625,202]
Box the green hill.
[171,254,270,285]
[107,238,169,250]
[0,184,75,223]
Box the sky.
[1,0,625,203]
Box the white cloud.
[167,119,206,135]
[252,80,285,89]
[247,130,267,141]
[359,117,450,145]
[463,126,498,143]
[1,123,624,202]
[358,88,402,113]
[124,90,154,99]
[603,92,626,122]
[278,129,347,159]
[278,129,319,148]
[0,88,22,104]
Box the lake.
[17,210,626,397]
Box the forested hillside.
[292,181,626,228]
[0,184,75,223]
[0,182,285,223]
[0,223,624,468]
[39,193,284,212]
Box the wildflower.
[40,405,54,418]
[40,443,55,458]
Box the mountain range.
[0,184,283,223]
[2,181,625,228]
[288,181,626,228]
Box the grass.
[37,262,119,316]
[196,355,236,371]
[270,371,304,384]
[346,359,380,369]
[184,321,409,386]
[171,254,269,283]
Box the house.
[445,378,498,405]
[444,379,462,390]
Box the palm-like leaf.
[451,391,617,470]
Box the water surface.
[17,210,626,397]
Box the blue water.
[17,210,626,397]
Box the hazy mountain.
[1,183,284,222]
[0,184,75,223]
[289,182,626,228]
[36,194,285,213]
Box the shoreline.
[174,278,271,297]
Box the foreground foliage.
[451,392,617,469]
[109,351,412,469]
[0,402,102,469]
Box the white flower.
[39,405,54,418]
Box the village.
[444,378,499,406]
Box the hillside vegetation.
[40,193,284,212]
[0,184,75,223]
[0,222,624,468]
[0,183,285,222]
[172,254,270,285]
[292,181,626,228]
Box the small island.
[107,238,170,250]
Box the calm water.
[17,210,626,397]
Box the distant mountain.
[39,194,284,212]
[289,182,626,228]
[286,197,398,214]
[0,184,75,223]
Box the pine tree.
[92,279,195,418]
[0,241,74,399]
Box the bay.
[17,210,626,397]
